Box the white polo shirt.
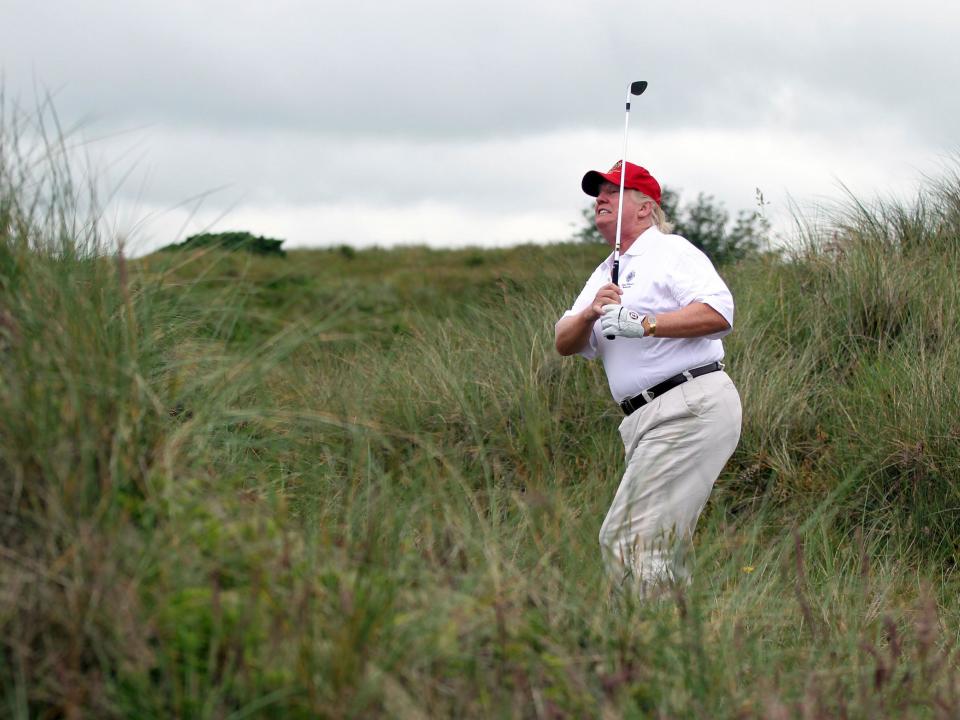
[560,225,734,403]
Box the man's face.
[594,180,649,245]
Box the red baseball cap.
[581,161,662,205]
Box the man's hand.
[588,283,623,321]
[601,304,647,338]
[555,283,624,355]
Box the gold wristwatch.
[644,314,657,337]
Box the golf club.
[606,79,648,340]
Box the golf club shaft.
[613,85,632,280]
[606,85,634,339]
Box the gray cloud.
[5,0,957,143]
[3,0,957,253]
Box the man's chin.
[596,227,616,247]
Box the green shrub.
[161,231,287,257]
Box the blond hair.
[629,190,674,234]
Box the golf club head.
[631,80,648,96]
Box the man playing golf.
[555,161,742,594]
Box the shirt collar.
[623,224,662,256]
[603,225,662,267]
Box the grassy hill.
[2,132,959,717]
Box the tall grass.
[1,102,958,717]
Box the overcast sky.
[3,0,958,254]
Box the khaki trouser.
[599,370,742,592]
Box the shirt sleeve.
[669,243,735,339]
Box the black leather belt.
[619,362,724,416]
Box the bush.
[161,231,286,257]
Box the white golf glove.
[601,304,646,338]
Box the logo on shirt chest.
[621,269,637,288]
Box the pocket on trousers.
[679,377,709,417]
